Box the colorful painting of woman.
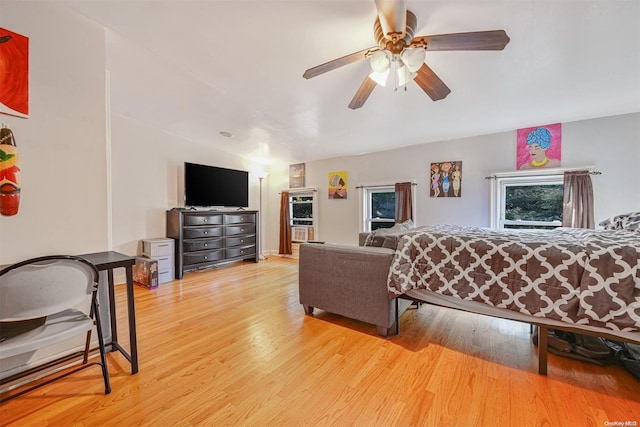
[517,124,562,170]
[430,164,440,197]
[452,163,462,197]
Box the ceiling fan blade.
[303,47,379,79]
[411,30,510,51]
[348,76,377,110]
[374,0,407,41]
[414,63,451,101]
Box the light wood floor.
[2,257,639,426]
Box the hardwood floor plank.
[1,257,638,426]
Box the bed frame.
[396,289,640,375]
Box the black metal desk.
[80,251,138,374]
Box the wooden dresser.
[166,209,259,279]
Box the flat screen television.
[184,162,249,208]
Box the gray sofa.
[298,233,412,336]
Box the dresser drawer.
[224,213,256,225]
[158,270,173,284]
[226,245,256,259]
[184,249,224,266]
[183,226,223,239]
[226,235,256,247]
[183,238,224,252]
[225,225,256,236]
[142,239,173,257]
[154,255,173,272]
[184,214,223,226]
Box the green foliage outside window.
[505,184,563,223]
[371,192,395,219]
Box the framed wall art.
[430,161,462,198]
[289,163,305,188]
[328,171,347,199]
[0,28,29,118]
[517,123,562,170]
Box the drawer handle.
[204,231,208,235]
[204,243,208,247]
[240,239,244,243]
[204,256,208,260]
[240,228,244,232]
[203,218,208,222]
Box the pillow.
[400,219,415,230]
[363,223,407,247]
[598,212,640,232]
[382,231,409,250]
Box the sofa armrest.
[299,243,408,334]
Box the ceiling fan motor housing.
[374,10,418,54]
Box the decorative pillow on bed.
[363,221,416,247]
[598,212,640,232]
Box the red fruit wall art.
[0,28,29,118]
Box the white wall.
[281,113,640,247]
[0,1,258,267]
[0,1,108,264]
[110,115,260,256]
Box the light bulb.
[368,69,390,87]
[396,64,412,87]
[400,48,426,73]
[370,50,392,73]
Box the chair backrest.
[0,255,99,322]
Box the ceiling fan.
[303,0,510,109]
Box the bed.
[386,220,640,374]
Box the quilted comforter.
[387,225,640,332]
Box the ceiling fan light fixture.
[368,69,390,87]
[400,48,426,73]
[370,50,392,73]
[396,63,414,87]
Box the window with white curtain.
[490,172,564,229]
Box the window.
[363,187,395,231]
[491,173,563,229]
[289,190,317,241]
[290,194,313,226]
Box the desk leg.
[125,266,139,374]
[107,269,118,351]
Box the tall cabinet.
[166,209,259,279]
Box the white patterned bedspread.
[387,225,640,332]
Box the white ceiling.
[62,0,640,166]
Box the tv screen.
[184,162,249,208]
